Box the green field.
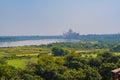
[0,46,50,69]
[7,57,38,69]
[0,46,97,69]
[0,46,50,57]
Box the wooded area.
[0,41,120,80]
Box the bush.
[52,47,69,56]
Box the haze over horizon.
[0,0,120,36]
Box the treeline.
[79,34,120,43]
[0,33,120,42]
[0,51,120,80]
[0,36,62,42]
[38,41,120,52]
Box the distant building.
[63,29,80,39]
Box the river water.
[0,39,80,47]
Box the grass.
[114,52,120,56]
[0,46,49,69]
[16,53,39,56]
[0,46,50,57]
[81,54,97,58]
[7,57,38,69]
[7,59,27,69]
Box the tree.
[65,53,87,69]
[0,65,17,80]
[98,51,113,63]
[62,69,85,80]
[35,55,64,80]
[52,47,69,56]
[99,63,117,80]
[107,56,120,63]
[84,66,101,80]
[0,58,7,64]
[111,44,120,52]
[22,74,43,80]
[89,58,102,68]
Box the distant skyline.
[0,0,120,36]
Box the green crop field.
[0,46,50,57]
[7,57,38,69]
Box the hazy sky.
[0,0,120,36]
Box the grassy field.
[0,46,50,57]
[0,46,48,69]
[7,57,38,69]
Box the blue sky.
[0,0,120,36]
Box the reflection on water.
[0,39,80,47]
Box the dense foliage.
[52,47,69,56]
[0,41,120,80]
[0,51,120,80]
[110,44,120,52]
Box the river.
[0,39,80,47]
